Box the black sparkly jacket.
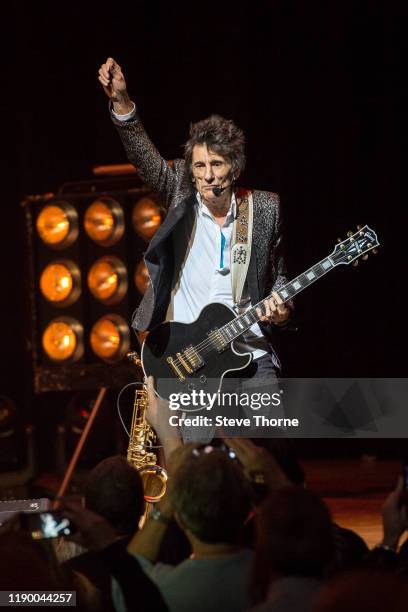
[111,113,292,345]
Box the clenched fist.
[98,57,133,115]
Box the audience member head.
[329,524,369,575]
[170,446,252,544]
[85,455,144,536]
[252,488,334,603]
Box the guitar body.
[141,302,252,400]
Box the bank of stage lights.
[24,178,163,392]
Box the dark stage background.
[1,1,405,466]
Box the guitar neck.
[220,255,335,342]
[273,255,335,304]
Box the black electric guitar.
[141,225,379,400]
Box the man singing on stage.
[98,57,292,441]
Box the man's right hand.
[98,57,134,114]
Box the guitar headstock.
[331,225,380,266]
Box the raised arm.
[98,57,182,200]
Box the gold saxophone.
[127,382,167,503]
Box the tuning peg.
[347,231,353,237]
[352,261,359,267]
[362,254,369,260]
[337,238,342,243]
[372,248,378,255]
[357,225,362,230]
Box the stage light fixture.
[36,202,78,248]
[24,177,166,391]
[39,261,81,306]
[87,256,128,305]
[84,197,124,246]
[42,317,84,362]
[134,260,150,295]
[90,314,130,363]
[132,197,162,241]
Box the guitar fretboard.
[276,256,335,302]
[218,255,335,343]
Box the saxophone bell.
[139,465,168,503]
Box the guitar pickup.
[208,329,228,353]
[183,345,204,371]
[167,347,204,379]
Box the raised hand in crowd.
[127,443,201,562]
[223,437,294,491]
[60,499,118,552]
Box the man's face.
[191,144,233,204]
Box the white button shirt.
[166,192,269,360]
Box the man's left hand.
[256,291,290,326]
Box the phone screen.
[22,512,75,540]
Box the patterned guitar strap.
[231,188,254,309]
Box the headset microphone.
[212,185,228,197]
[212,173,235,197]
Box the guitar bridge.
[176,352,193,374]
[166,356,185,381]
[167,346,204,379]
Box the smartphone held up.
[21,511,76,540]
